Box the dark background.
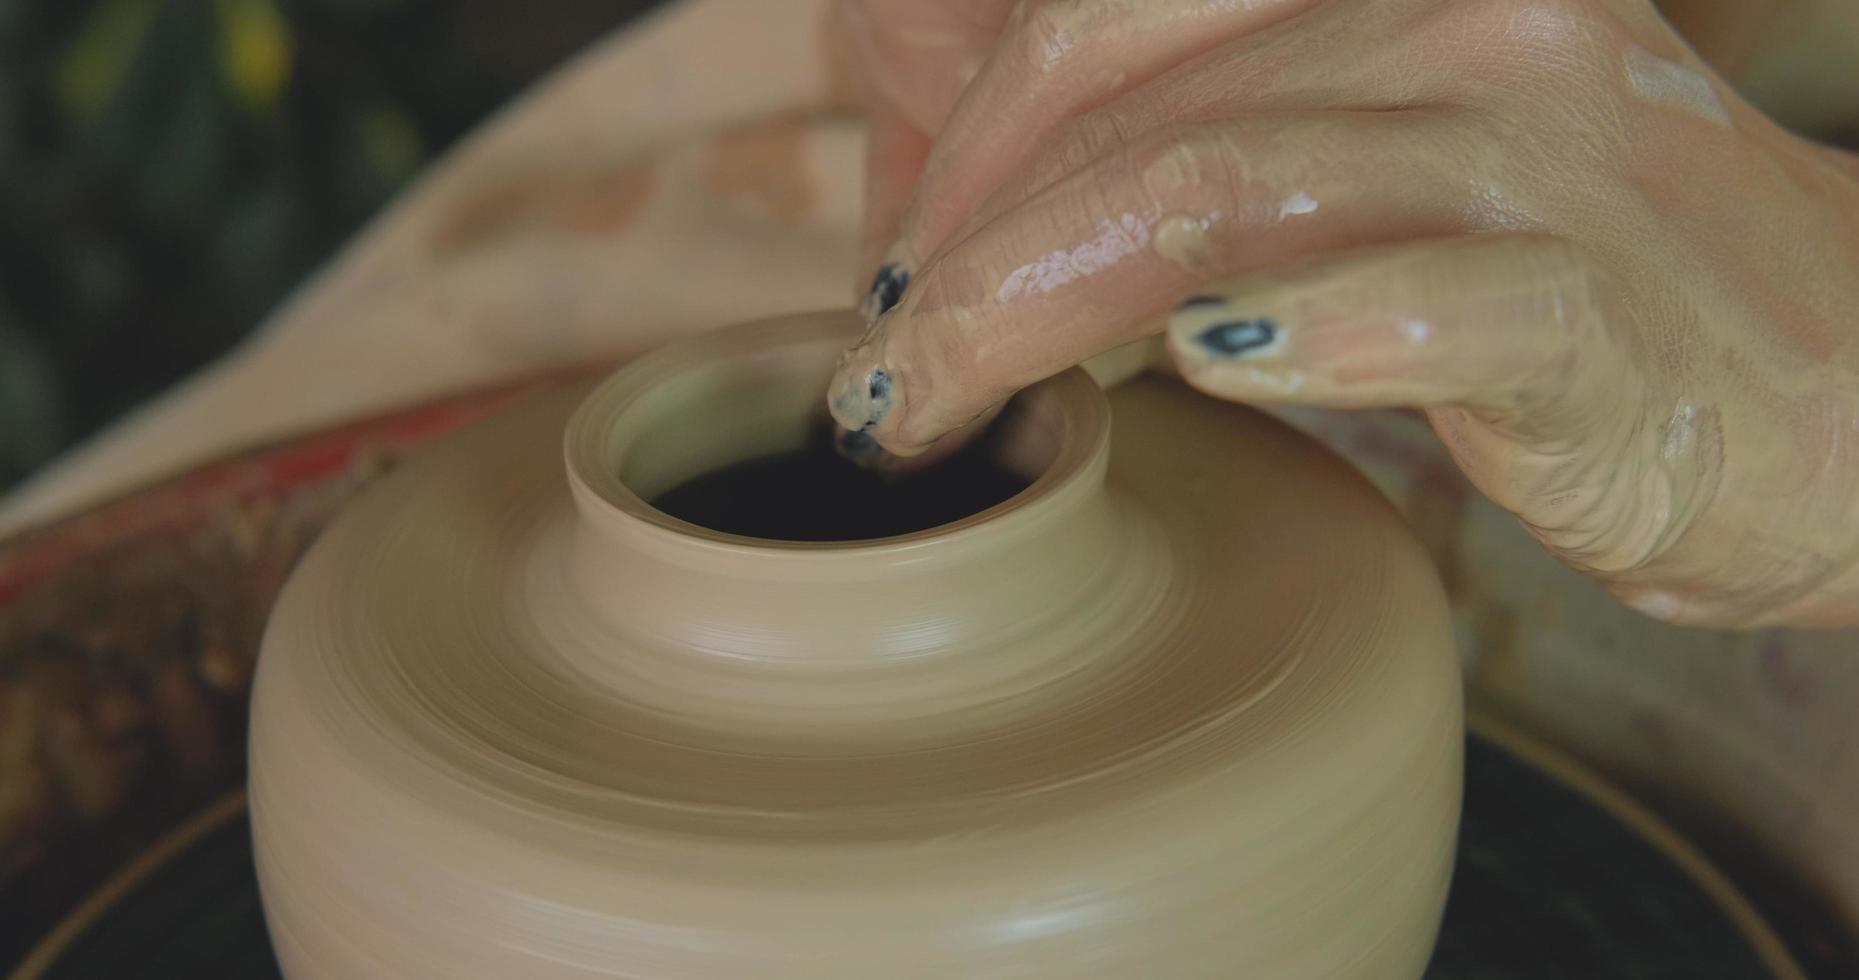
[0,0,658,493]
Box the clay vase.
[248,311,1463,978]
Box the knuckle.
[1041,105,1143,183]
[1127,123,1247,210]
[1429,0,1616,72]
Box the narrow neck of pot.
[560,312,1118,668]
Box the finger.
[894,0,1378,266]
[926,4,1446,265]
[827,111,1470,453]
[840,0,1017,317]
[859,106,933,300]
[1165,232,1633,527]
[1164,233,1604,417]
[837,338,1161,478]
[837,0,1017,137]
[834,401,1006,477]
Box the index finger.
[827,111,1472,453]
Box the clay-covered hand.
[825,0,1859,629]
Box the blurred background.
[0,0,656,493]
[6,1,1857,499]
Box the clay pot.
[249,311,1462,978]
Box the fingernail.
[1170,297,1284,360]
[861,261,911,321]
[828,337,900,435]
[1194,318,1280,358]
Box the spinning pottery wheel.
[7,719,1808,980]
[246,311,1463,977]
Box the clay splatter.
[1152,213,1215,272]
[996,212,1150,302]
[1624,46,1730,126]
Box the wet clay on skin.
[830,0,1859,627]
[248,311,1462,979]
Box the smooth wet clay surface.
[21,731,1799,980]
[247,312,1463,978]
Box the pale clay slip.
[248,310,1463,978]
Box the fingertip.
[826,340,899,435]
[1187,316,1286,360]
[1166,293,1291,372]
[835,401,1000,479]
[833,427,886,468]
[1164,292,1330,405]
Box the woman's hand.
[827,0,1859,629]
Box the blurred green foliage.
[0,0,650,492]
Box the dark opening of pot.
[650,422,1031,542]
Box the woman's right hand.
[833,0,1859,629]
[842,0,1343,313]
[839,0,1859,312]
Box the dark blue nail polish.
[867,369,891,404]
[1194,318,1279,358]
[867,263,910,317]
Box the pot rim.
[561,309,1112,561]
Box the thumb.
[1164,233,1611,428]
[1165,233,1653,555]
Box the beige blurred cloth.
[0,0,863,536]
[5,0,1856,934]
